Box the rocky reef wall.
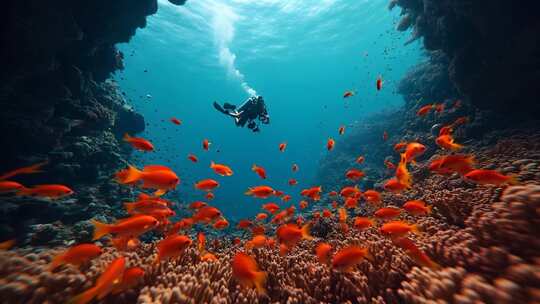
[0,0,183,244]
[390,0,540,117]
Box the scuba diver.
[213,95,270,132]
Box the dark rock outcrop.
[390,0,540,117]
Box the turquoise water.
[115,0,421,220]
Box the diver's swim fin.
[223,102,236,110]
[213,102,227,114]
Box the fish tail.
[15,187,32,197]
[411,224,421,235]
[251,164,257,171]
[301,223,313,240]
[153,254,161,265]
[254,271,268,295]
[49,254,64,271]
[91,219,111,240]
[244,188,253,196]
[508,174,519,185]
[245,241,253,251]
[154,189,167,197]
[428,260,442,270]
[121,165,142,184]
[364,248,375,262]
[427,205,433,214]
[210,161,215,168]
[68,286,99,304]
[123,133,132,142]
[452,143,464,151]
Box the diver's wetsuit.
[213,96,270,132]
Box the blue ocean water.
[115,0,421,221]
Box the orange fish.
[168,218,194,235]
[0,161,47,181]
[332,201,338,209]
[343,91,355,98]
[439,125,454,136]
[332,246,371,272]
[124,199,168,215]
[194,179,219,191]
[404,142,426,163]
[395,153,411,187]
[233,238,241,245]
[286,205,296,216]
[16,184,74,199]
[437,154,475,175]
[49,243,102,271]
[70,257,126,304]
[266,237,276,248]
[92,215,159,240]
[210,161,233,176]
[434,103,445,113]
[299,200,308,209]
[111,267,145,294]
[276,223,312,249]
[281,195,291,202]
[262,203,280,214]
[353,217,374,230]
[383,178,408,193]
[355,156,365,164]
[338,208,348,223]
[339,185,360,198]
[403,200,432,215]
[453,116,469,126]
[363,190,381,204]
[192,206,222,223]
[301,186,322,201]
[123,133,154,152]
[251,225,266,235]
[436,134,463,151]
[288,178,298,186]
[213,218,229,229]
[279,142,287,152]
[464,169,518,185]
[384,159,396,170]
[315,242,332,265]
[232,252,267,295]
[391,237,440,269]
[394,142,407,152]
[344,197,358,209]
[170,118,182,125]
[327,138,335,151]
[376,76,383,91]
[205,192,215,200]
[380,221,419,237]
[312,211,321,219]
[416,104,434,116]
[255,213,268,221]
[275,190,284,197]
[245,235,267,250]
[322,209,332,218]
[345,168,365,181]
[374,207,402,219]
[292,164,299,172]
[245,185,276,199]
[383,131,388,141]
[155,235,192,264]
[201,252,218,262]
[338,126,345,135]
[197,232,206,253]
[0,181,24,193]
[296,216,304,226]
[188,200,207,209]
[110,236,140,252]
[428,158,453,175]
[237,219,253,229]
[252,164,267,179]
[188,154,198,163]
[0,239,15,250]
[329,191,338,196]
[203,139,211,151]
[116,165,179,196]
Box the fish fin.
[154,189,167,197]
[91,219,111,240]
[254,271,268,295]
[251,164,257,171]
[301,223,313,240]
[364,249,375,262]
[427,205,433,214]
[49,254,64,271]
[411,224,421,235]
[120,165,142,184]
[68,286,99,304]
[508,175,519,185]
[123,133,132,142]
